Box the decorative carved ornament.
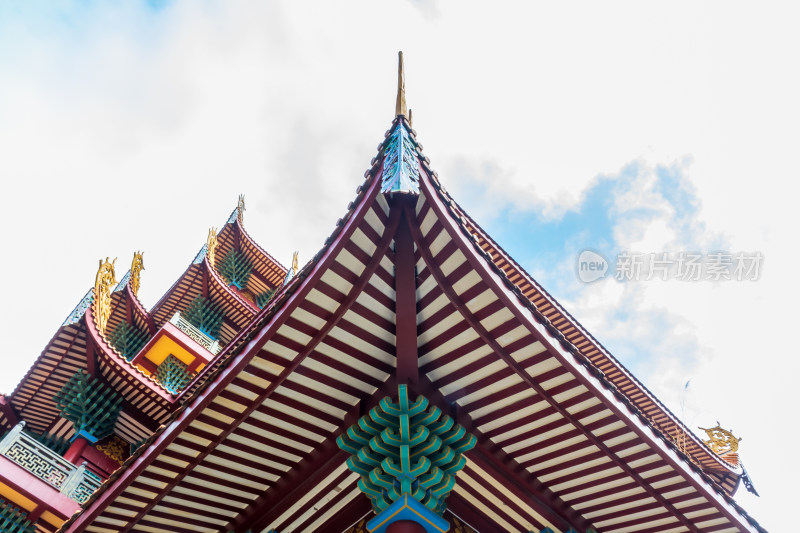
[130,251,144,296]
[93,257,117,335]
[96,434,128,464]
[382,121,420,195]
[337,385,476,518]
[699,422,741,454]
[237,194,246,223]
[207,227,218,267]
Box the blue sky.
[448,156,721,381]
[0,1,797,529]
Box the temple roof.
[150,205,287,344]
[60,107,765,532]
[6,202,288,447]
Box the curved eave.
[175,242,308,403]
[204,255,259,339]
[405,125,739,486]
[461,204,738,475]
[104,276,152,341]
[85,305,175,403]
[414,164,763,532]
[58,118,764,533]
[216,218,288,294]
[125,281,156,334]
[59,145,386,533]
[8,314,90,436]
[150,259,205,328]
[174,173,383,403]
[236,218,288,274]
[150,253,258,347]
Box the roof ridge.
[414,172,764,531]
[446,188,739,474]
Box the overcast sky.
[1,1,797,530]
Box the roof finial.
[93,257,117,335]
[130,251,144,296]
[237,194,246,223]
[206,227,218,267]
[395,51,407,118]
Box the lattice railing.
[0,422,103,505]
[170,311,222,355]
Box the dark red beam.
[412,375,586,532]
[316,492,372,533]
[413,184,707,532]
[231,444,349,532]
[393,198,419,385]
[110,198,401,533]
[64,173,386,533]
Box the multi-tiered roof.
[1,53,763,533]
[0,197,287,532]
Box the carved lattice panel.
[4,441,68,488]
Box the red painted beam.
[0,455,79,519]
[406,200,697,531]
[416,175,759,532]
[446,493,500,532]
[67,178,390,533]
[393,198,419,385]
[85,306,173,402]
[387,521,426,533]
[315,492,372,533]
[231,447,350,531]
[413,375,584,532]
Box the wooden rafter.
[415,178,757,531]
[405,201,699,531]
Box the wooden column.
[63,437,89,464]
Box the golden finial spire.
[291,251,299,275]
[237,194,246,223]
[130,251,144,296]
[94,257,117,335]
[395,51,407,118]
[207,227,218,267]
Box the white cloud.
[0,1,797,529]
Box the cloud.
[446,156,716,377]
[445,150,794,530]
[0,1,797,529]
[405,0,440,19]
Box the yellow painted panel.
[0,481,36,511]
[143,336,196,367]
[40,511,65,528]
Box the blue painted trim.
[382,122,420,195]
[193,243,208,265]
[367,495,449,533]
[62,289,94,327]
[71,429,99,444]
[114,271,131,292]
